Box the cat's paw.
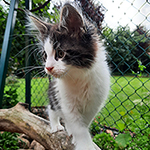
[50,124,64,133]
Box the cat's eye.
[58,50,65,58]
[56,50,65,60]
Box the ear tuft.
[26,11,50,35]
[60,4,83,34]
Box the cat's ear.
[60,4,83,34]
[27,12,51,34]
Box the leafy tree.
[0,5,8,54]
[0,0,59,78]
[102,25,150,75]
[133,26,150,74]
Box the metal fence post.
[0,0,19,108]
[25,0,32,111]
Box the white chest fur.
[56,49,110,126]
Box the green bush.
[126,131,150,150]
[93,130,150,150]
[102,25,150,74]
[0,132,20,150]
[93,132,121,150]
[2,76,19,109]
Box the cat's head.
[28,3,98,78]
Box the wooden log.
[0,102,101,150]
[0,102,73,150]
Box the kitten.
[27,3,110,150]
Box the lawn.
[4,77,49,107]
[4,76,150,132]
[97,76,150,132]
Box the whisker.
[41,72,47,79]
[63,68,76,82]
[14,43,37,57]
[22,66,44,77]
[32,69,46,79]
[26,47,42,62]
[17,66,44,71]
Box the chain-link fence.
[0,0,150,149]
[97,0,150,132]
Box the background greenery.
[4,76,150,130]
[0,0,150,149]
[102,26,150,74]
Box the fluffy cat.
[27,3,110,150]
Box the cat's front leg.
[65,121,96,150]
[47,106,64,133]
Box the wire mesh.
[0,0,150,149]
[98,0,150,134]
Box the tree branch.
[3,0,51,12]
[0,102,74,150]
[0,102,101,150]
[30,0,51,12]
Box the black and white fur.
[27,3,110,150]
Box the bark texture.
[0,102,101,150]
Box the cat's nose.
[46,67,54,72]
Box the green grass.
[4,77,49,107]
[4,76,150,132]
[97,76,150,132]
